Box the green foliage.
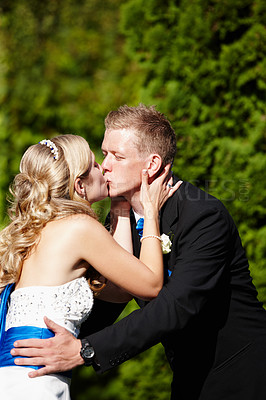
[0,0,141,219]
[109,344,171,400]
[121,0,266,303]
[1,0,266,399]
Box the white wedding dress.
[0,277,94,400]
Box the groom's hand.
[10,316,84,378]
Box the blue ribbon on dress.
[0,284,71,378]
[0,284,14,347]
[0,326,54,368]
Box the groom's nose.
[98,163,104,174]
[101,155,111,172]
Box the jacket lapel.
[131,177,182,300]
[160,181,182,277]
[131,210,141,258]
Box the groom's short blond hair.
[105,104,177,167]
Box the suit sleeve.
[79,298,128,337]
[86,203,232,373]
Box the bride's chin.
[90,191,109,204]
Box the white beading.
[6,277,93,337]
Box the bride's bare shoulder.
[57,214,110,250]
[62,213,100,228]
[45,214,103,239]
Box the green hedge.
[1,1,265,399]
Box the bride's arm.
[77,168,182,300]
[96,198,133,303]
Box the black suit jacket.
[81,180,266,399]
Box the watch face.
[84,347,95,359]
[80,340,95,365]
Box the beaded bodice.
[5,277,93,337]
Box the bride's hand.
[140,165,182,214]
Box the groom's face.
[101,128,146,199]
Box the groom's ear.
[74,177,85,197]
[146,154,163,179]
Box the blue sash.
[0,284,14,347]
[0,284,71,378]
[0,326,54,368]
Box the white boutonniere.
[160,233,172,254]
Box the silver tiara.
[39,139,59,160]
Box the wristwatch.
[80,339,95,366]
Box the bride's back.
[16,215,92,290]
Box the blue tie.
[136,218,144,238]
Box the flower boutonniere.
[160,233,172,254]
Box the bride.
[0,134,181,399]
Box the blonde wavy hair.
[0,134,102,293]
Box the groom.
[12,105,266,399]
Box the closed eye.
[114,154,124,160]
